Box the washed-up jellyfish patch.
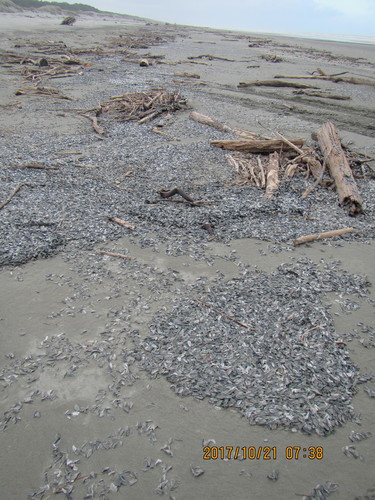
[133,258,370,436]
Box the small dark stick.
[157,187,195,203]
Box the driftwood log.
[275,74,375,88]
[294,227,355,245]
[211,138,304,153]
[190,111,271,139]
[317,122,363,215]
[238,80,319,89]
[293,89,350,100]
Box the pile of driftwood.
[100,90,187,124]
[191,112,364,216]
[1,51,86,85]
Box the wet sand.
[0,10,375,500]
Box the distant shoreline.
[252,31,375,45]
[0,7,374,46]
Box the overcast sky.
[59,0,375,36]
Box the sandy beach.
[0,8,375,500]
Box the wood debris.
[173,72,200,79]
[96,250,132,259]
[211,138,305,153]
[261,54,283,63]
[190,111,270,139]
[80,114,106,135]
[0,183,28,211]
[107,217,136,230]
[2,51,86,85]
[100,90,187,123]
[317,122,363,215]
[187,54,237,62]
[197,111,363,210]
[293,89,350,100]
[264,152,280,198]
[238,80,319,89]
[15,86,74,100]
[274,71,375,87]
[294,227,355,245]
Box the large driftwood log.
[211,138,304,153]
[264,152,280,198]
[317,122,363,215]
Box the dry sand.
[0,10,375,500]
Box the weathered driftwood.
[81,114,106,135]
[238,80,319,89]
[301,159,327,199]
[15,86,73,100]
[190,111,232,133]
[96,250,131,259]
[227,153,266,187]
[317,122,363,215]
[151,127,175,139]
[276,132,304,155]
[107,216,135,230]
[188,54,236,62]
[293,89,350,100]
[8,162,58,170]
[190,111,270,139]
[275,74,375,87]
[0,183,25,210]
[301,152,324,180]
[101,90,186,123]
[294,227,355,245]
[211,138,304,153]
[264,152,280,198]
[174,72,200,79]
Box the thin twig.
[0,183,25,210]
[96,250,132,259]
[301,146,333,199]
[107,216,135,230]
[276,131,304,155]
[299,324,327,342]
[197,299,255,330]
